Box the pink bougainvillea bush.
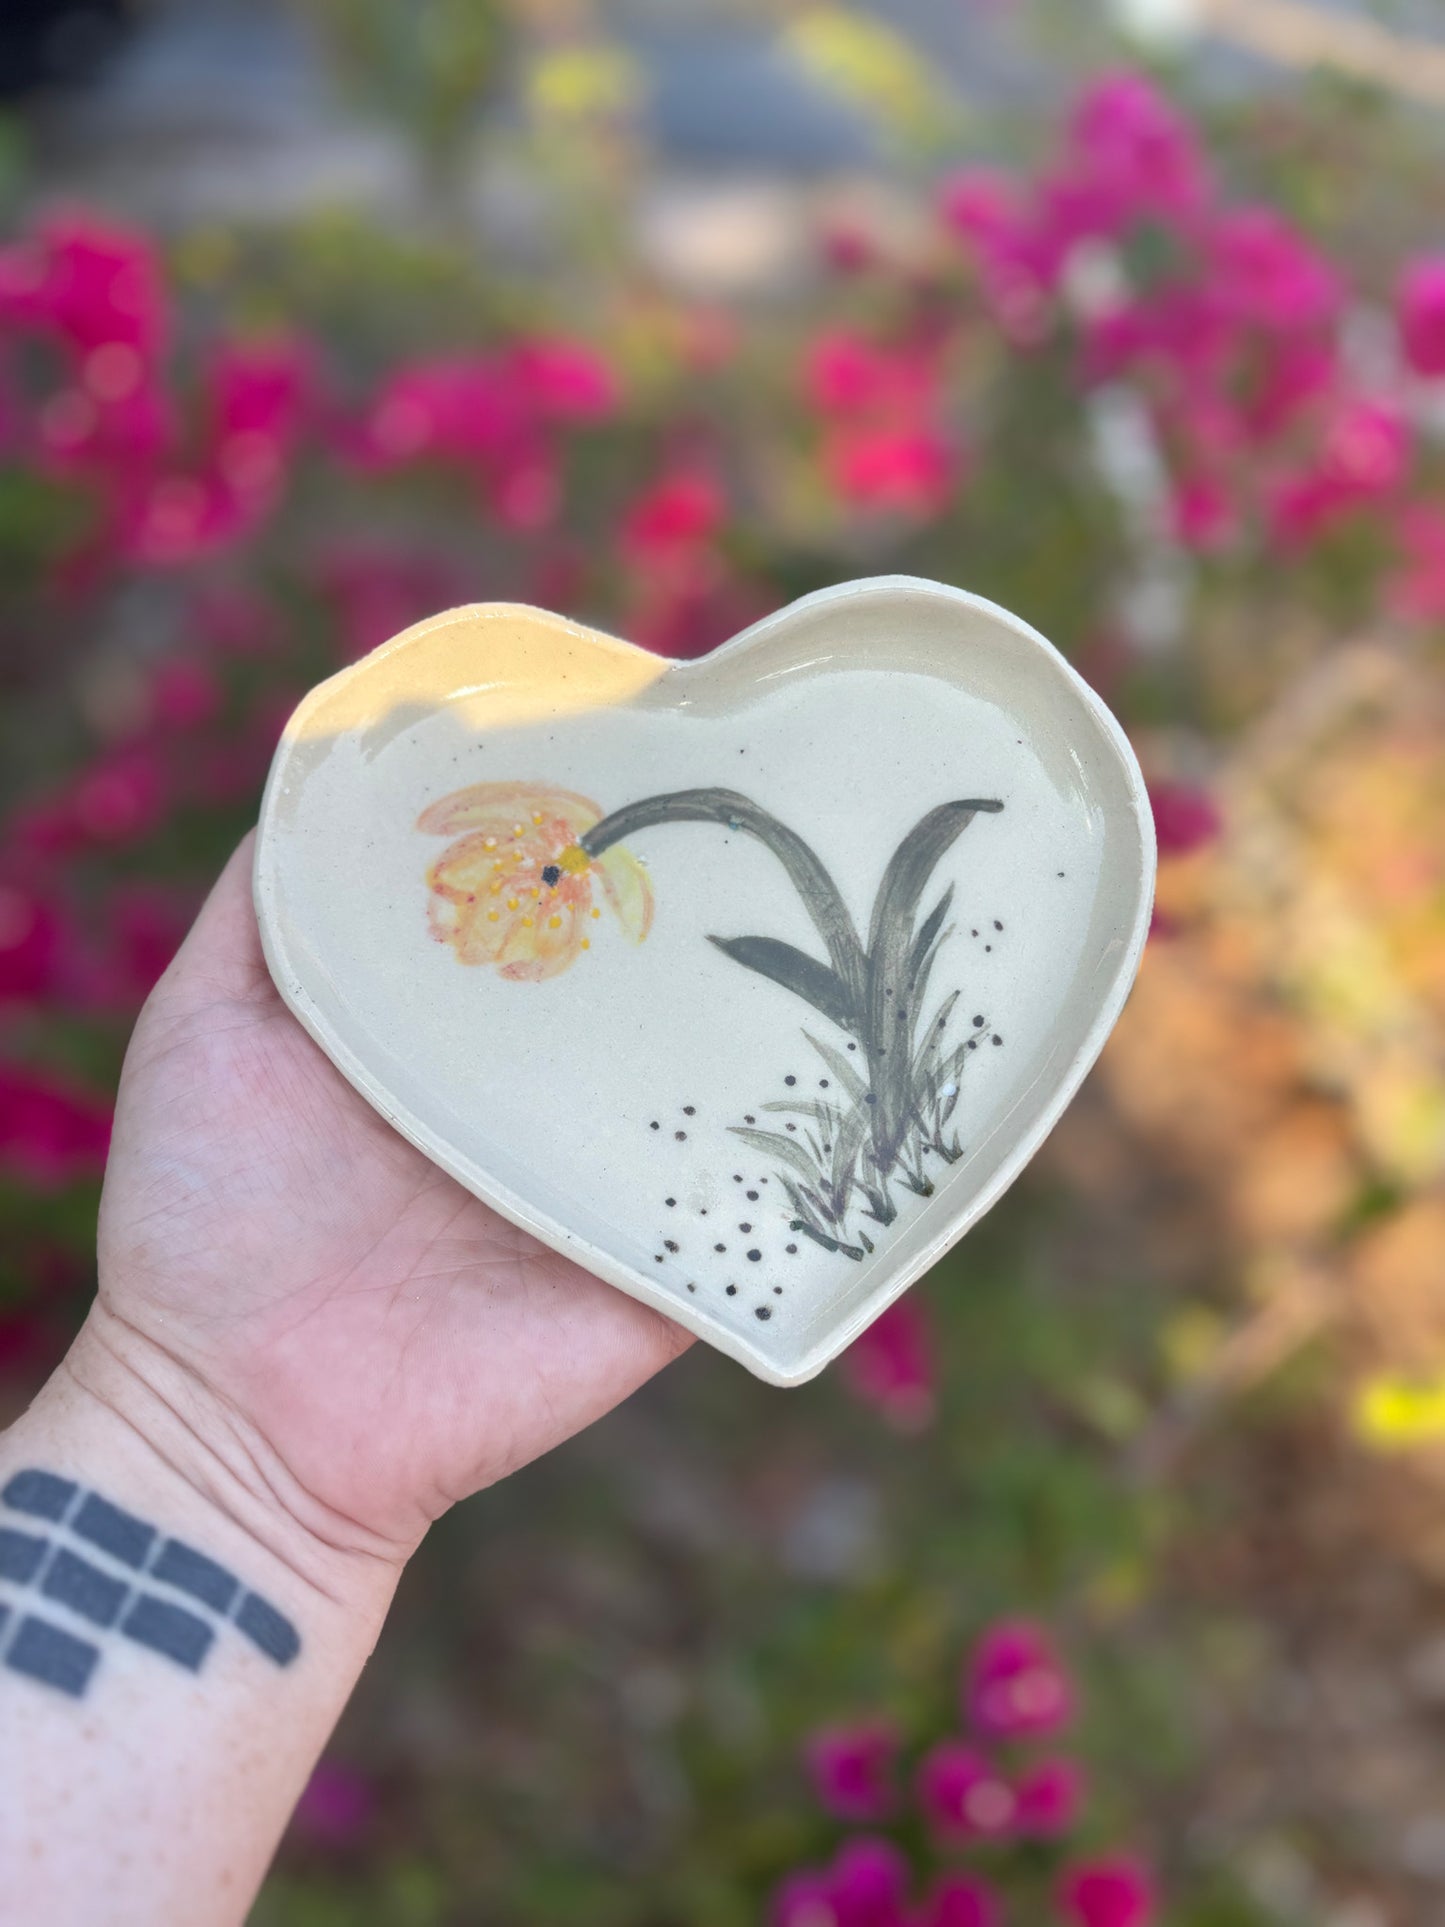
[778,1621,1153,1927]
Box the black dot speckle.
[846,1042,857,1052]
[747,1249,762,1262]
[746,1189,759,1200]
[786,1243,798,1255]
[992,1034,1003,1046]
[755,1306,771,1321]
[786,1122,797,1131]
[649,1121,659,1131]
[653,1254,664,1263]
[726,1284,737,1296]
[665,1197,676,1207]
[739,1222,752,1233]
[664,1239,679,1252]
[744,1114,756,1124]
[994,920,1003,931]
[674,1130,687,1141]
[687,1283,696,1292]
[541,863,560,886]
[972,1015,984,1028]
[714,1243,726,1253]
[784,1075,797,1087]
[682,1105,695,1116]
[773,1286,783,1295]
[819,1078,830,1089]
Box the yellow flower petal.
[495,896,584,981]
[596,845,653,944]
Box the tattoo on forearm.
[0,1469,300,1699]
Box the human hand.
[78,832,691,1571]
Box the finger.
[158,830,273,1011]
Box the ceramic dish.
[253,575,1155,1385]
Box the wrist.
[0,1310,403,1927]
[17,1300,406,1630]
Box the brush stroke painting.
[421,778,1005,1258]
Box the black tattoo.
[0,1469,301,1699]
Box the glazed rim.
[254,574,1157,1386]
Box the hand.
[80,833,690,1569]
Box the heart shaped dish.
[254,575,1155,1385]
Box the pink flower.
[508,336,619,420]
[825,427,955,515]
[938,166,1025,246]
[1058,1858,1155,1927]
[203,335,312,517]
[150,658,223,731]
[938,168,1060,340]
[355,355,525,468]
[1320,395,1411,495]
[119,470,251,568]
[918,1744,1018,1843]
[1205,208,1341,334]
[1266,470,1347,550]
[1148,782,1220,857]
[0,882,61,1003]
[1266,397,1409,550]
[774,1867,841,1927]
[207,336,311,444]
[37,372,173,473]
[804,1720,900,1821]
[622,469,725,559]
[1397,257,1445,377]
[291,1761,376,1850]
[1169,473,1235,551]
[69,749,169,845]
[0,212,167,359]
[919,1874,1004,1927]
[488,442,562,532]
[841,1299,935,1430]
[1064,72,1210,232]
[803,331,935,420]
[1244,334,1338,441]
[830,1839,911,1927]
[966,1620,1074,1742]
[0,1063,112,1188]
[1014,1758,1084,1837]
[773,1838,912,1927]
[919,1736,1083,1846]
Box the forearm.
[0,1310,404,1926]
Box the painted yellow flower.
[417,780,653,982]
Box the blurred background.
[3,1,1445,1922]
